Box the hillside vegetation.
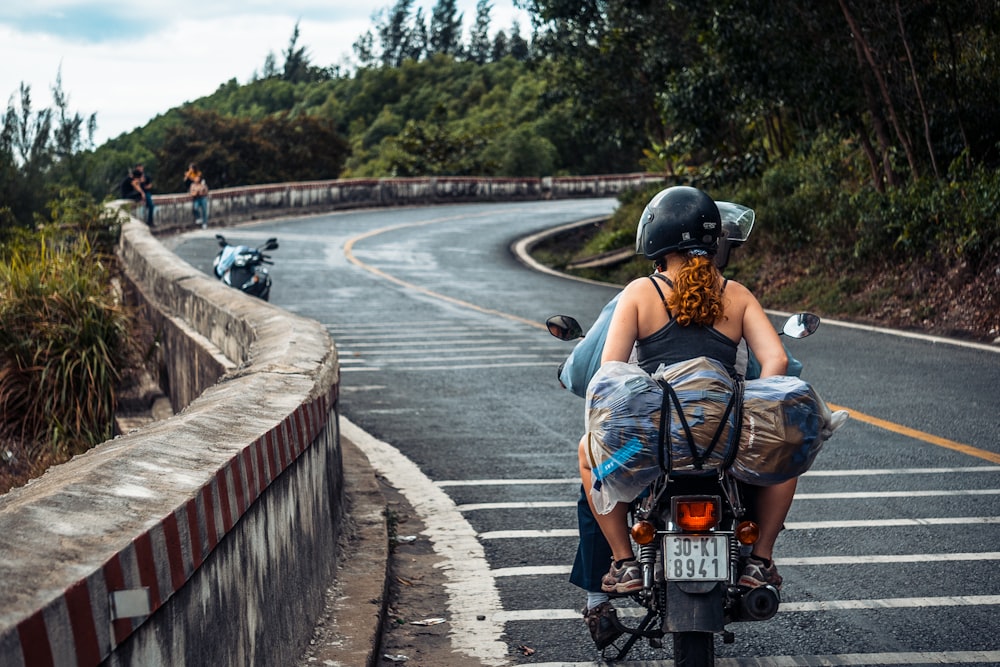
[1,0,999,491]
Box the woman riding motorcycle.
[575,186,793,646]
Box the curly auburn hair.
[663,255,725,326]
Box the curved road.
[172,201,1000,666]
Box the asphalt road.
[171,200,1000,666]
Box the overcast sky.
[1,1,531,146]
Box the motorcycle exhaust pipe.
[739,585,779,621]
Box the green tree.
[429,0,464,58]
[353,30,377,68]
[484,124,556,176]
[1,74,97,233]
[507,21,530,61]
[490,30,509,61]
[282,22,311,83]
[702,0,1000,189]
[519,0,690,172]
[468,0,493,64]
[154,108,349,188]
[378,0,422,67]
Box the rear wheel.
[673,631,714,667]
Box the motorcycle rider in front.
[576,186,792,650]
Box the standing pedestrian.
[184,163,210,228]
[132,164,155,226]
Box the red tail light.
[672,496,720,532]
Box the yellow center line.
[828,404,1000,464]
[344,215,549,331]
[345,219,999,465]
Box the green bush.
[0,192,130,458]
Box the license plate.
[663,535,729,581]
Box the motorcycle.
[545,199,827,664]
[212,234,278,301]
[546,311,819,665]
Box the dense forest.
[5,2,999,206]
[1,0,999,488]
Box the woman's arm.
[601,283,641,364]
[741,294,787,377]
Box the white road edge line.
[340,416,509,666]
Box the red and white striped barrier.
[1,219,341,666]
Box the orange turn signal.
[736,521,760,545]
[673,496,720,532]
[631,520,657,545]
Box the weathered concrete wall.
[131,173,663,231]
[0,217,342,666]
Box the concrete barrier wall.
[0,216,341,666]
[133,173,663,231]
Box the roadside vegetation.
[1,0,998,492]
[534,152,1000,341]
[0,191,132,491]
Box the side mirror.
[264,238,279,251]
[781,313,820,338]
[546,315,584,341]
[216,234,227,247]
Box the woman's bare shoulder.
[623,275,657,293]
[723,278,754,298]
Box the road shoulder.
[296,437,391,667]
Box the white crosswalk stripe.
[441,466,1000,664]
[328,326,570,372]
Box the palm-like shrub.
[0,190,129,460]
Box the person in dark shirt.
[130,163,155,226]
[120,169,143,202]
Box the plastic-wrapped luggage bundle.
[585,358,739,514]
[731,376,847,485]
[584,360,847,514]
[585,362,662,514]
[652,356,739,472]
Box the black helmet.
[635,186,722,259]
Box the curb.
[297,434,390,667]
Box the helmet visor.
[715,202,755,243]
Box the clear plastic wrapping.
[731,376,846,485]
[585,358,738,514]
[584,361,847,514]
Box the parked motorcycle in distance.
[212,234,278,301]
[546,311,820,666]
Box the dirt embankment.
[537,224,1000,345]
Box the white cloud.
[1,1,530,145]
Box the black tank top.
[635,274,738,376]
